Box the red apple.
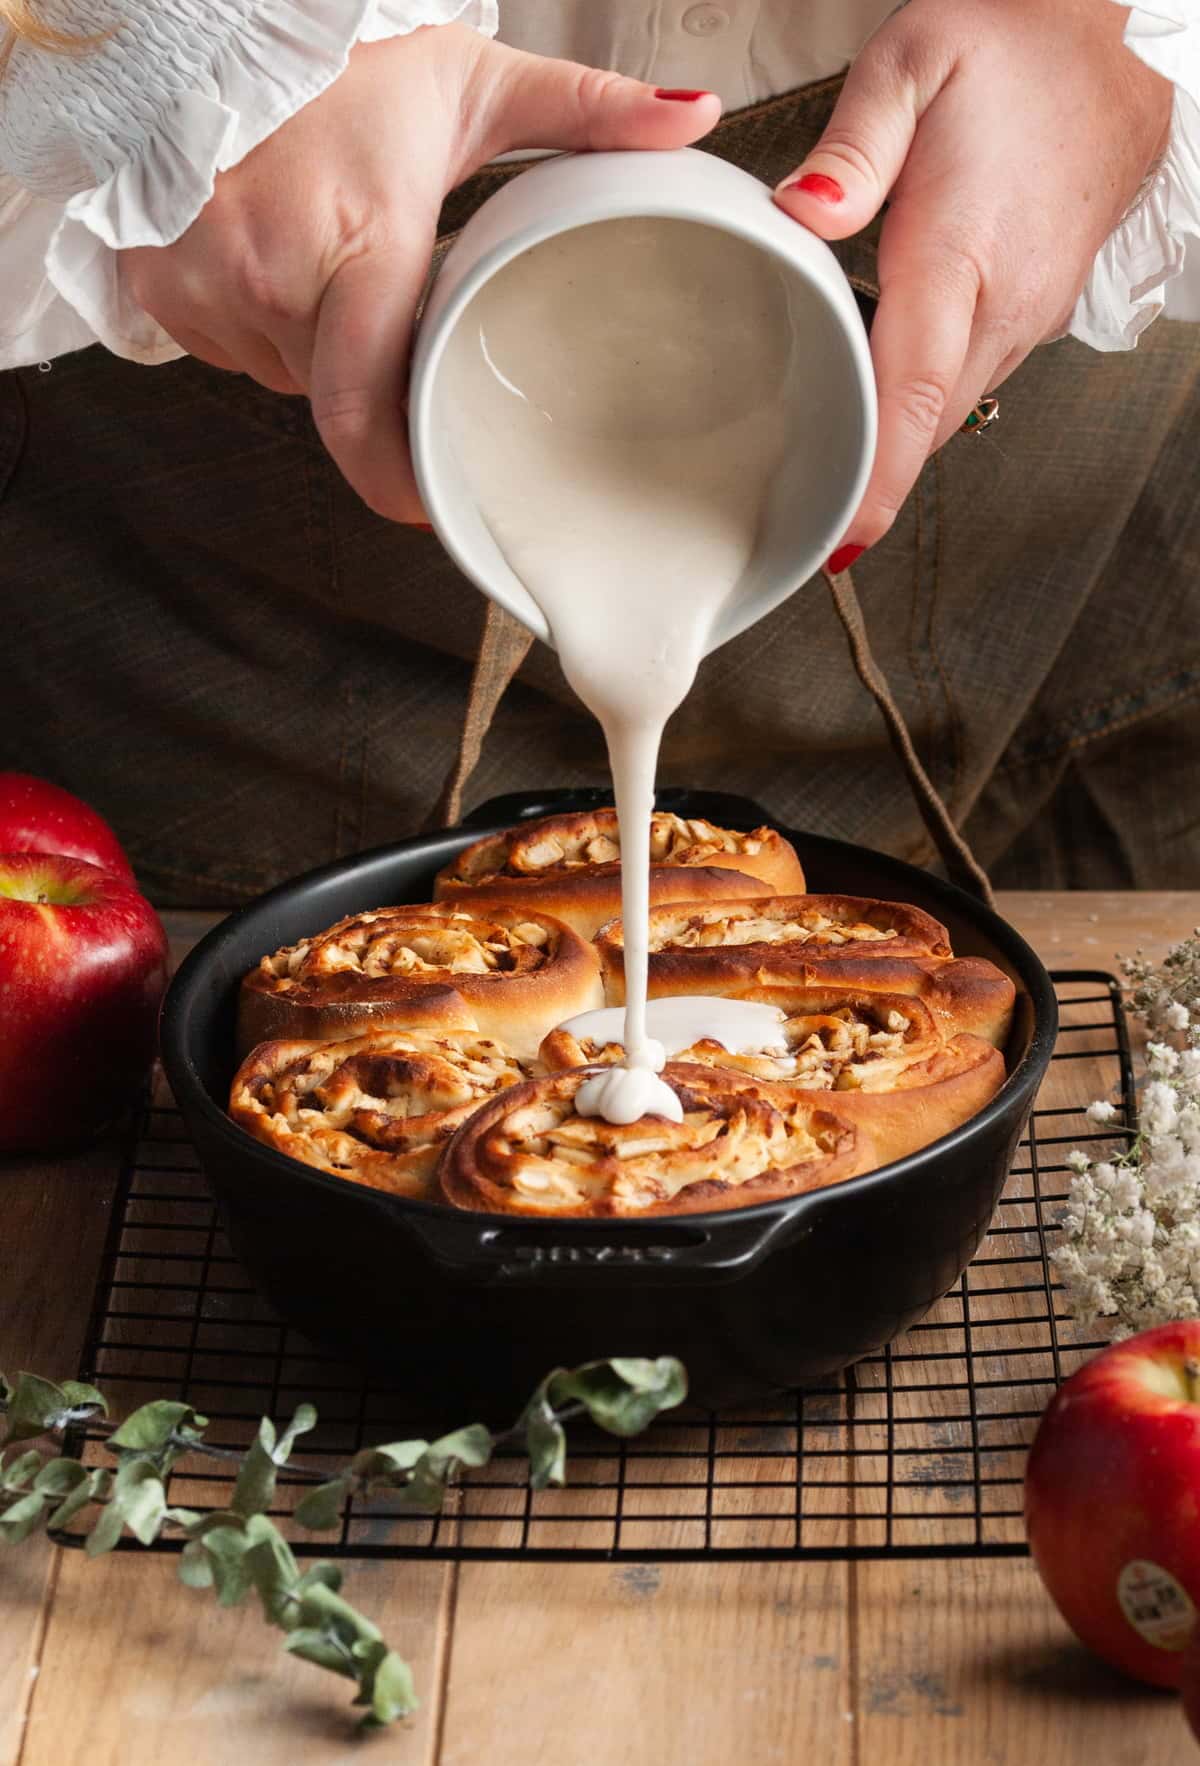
[1025,1321,1200,1689]
[0,773,134,880]
[0,852,167,1152]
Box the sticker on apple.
[1117,1560,1197,1652]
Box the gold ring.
[961,396,1000,436]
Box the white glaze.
[442,217,798,1124]
[563,998,790,1060]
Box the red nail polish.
[411,521,434,532]
[655,88,709,102]
[826,544,866,576]
[787,173,845,205]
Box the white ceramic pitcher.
[408,147,877,654]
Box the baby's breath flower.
[1055,932,1200,1333]
[1086,1099,1118,1125]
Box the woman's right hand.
[120,24,720,522]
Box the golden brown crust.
[541,990,942,1089]
[598,894,952,992]
[437,1064,872,1218]
[434,809,805,938]
[724,959,1017,1049]
[822,1036,1006,1165]
[229,1030,533,1201]
[237,903,602,1059]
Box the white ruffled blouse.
[1,0,1198,370]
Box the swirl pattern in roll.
[434,809,806,937]
[596,895,1014,1047]
[541,987,1006,1168]
[229,1030,531,1199]
[543,990,942,1088]
[238,903,602,1058]
[437,1065,872,1217]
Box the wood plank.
[0,1122,131,1766]
[21,1554,451,1766]
[0,916,214,1766]
[852,1558,1193,1765]
[440,1560,853,1766]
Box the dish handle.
[398,1206,804,1287]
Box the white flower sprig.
[1053,932,1200,1334]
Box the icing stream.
[442,217,798,1123]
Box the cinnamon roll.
[229,1029,531,1200]
[542,990,943,1088]
[437,1065,872,1218]
[596,898,1014,1048]
[433,808,805,938]
[540,989,1006,1165]
[598,895,951,982]
[238,904,602,1059]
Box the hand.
[774,0,1173,561]
[121,27,720,522]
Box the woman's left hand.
[775,0,1173,563]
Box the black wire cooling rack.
[61,970,1135,1564]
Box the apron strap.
[825,562,996,908]
[430,600,534,828]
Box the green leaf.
[178,1538,215,1589]
[425,1424,493,1474]
[232,1435,278,1520]
[198,1522,254,1607]
[293,1478,348,1532]
[33,1458,88,1497]
[296,1561,343,1596]
[549,1356,688,1437]
[110,1459,167,1546]
[3,1375,69,1444]
[3,1450,45,1492]
[46,1467,108,1532]
[243,1514,300,1626]
[273,1404,317,1465]
[56,1382,108,1419]
[520,1385,566,1491]
[0,1491,47,1543]
[361,1648,418,1728]
[296,1579,382,1647]
[108,1401,202,1452]
[350,1441,428,1489]
[84,1496,126,1557]
[284,1627,357,1679]
[163,1507,204,1531]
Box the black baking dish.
[160,789,1058,1416]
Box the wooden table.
[3,892,1198,1766]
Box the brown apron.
[1,75,1197,905]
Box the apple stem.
[35,892,49,905]
[1186,1357,1200,1404]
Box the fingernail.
[655,88,710,102]
[826,544,866,576]
[410,521,434,532]
[786,172,845,205]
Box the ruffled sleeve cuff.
[1071,3,1200,351]
[0,0,498,370]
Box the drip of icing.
[441,216,797,1124]
[563,997,790,1060]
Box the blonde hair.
[1,2,105,65]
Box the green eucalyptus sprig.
[0,1356,686,1731]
